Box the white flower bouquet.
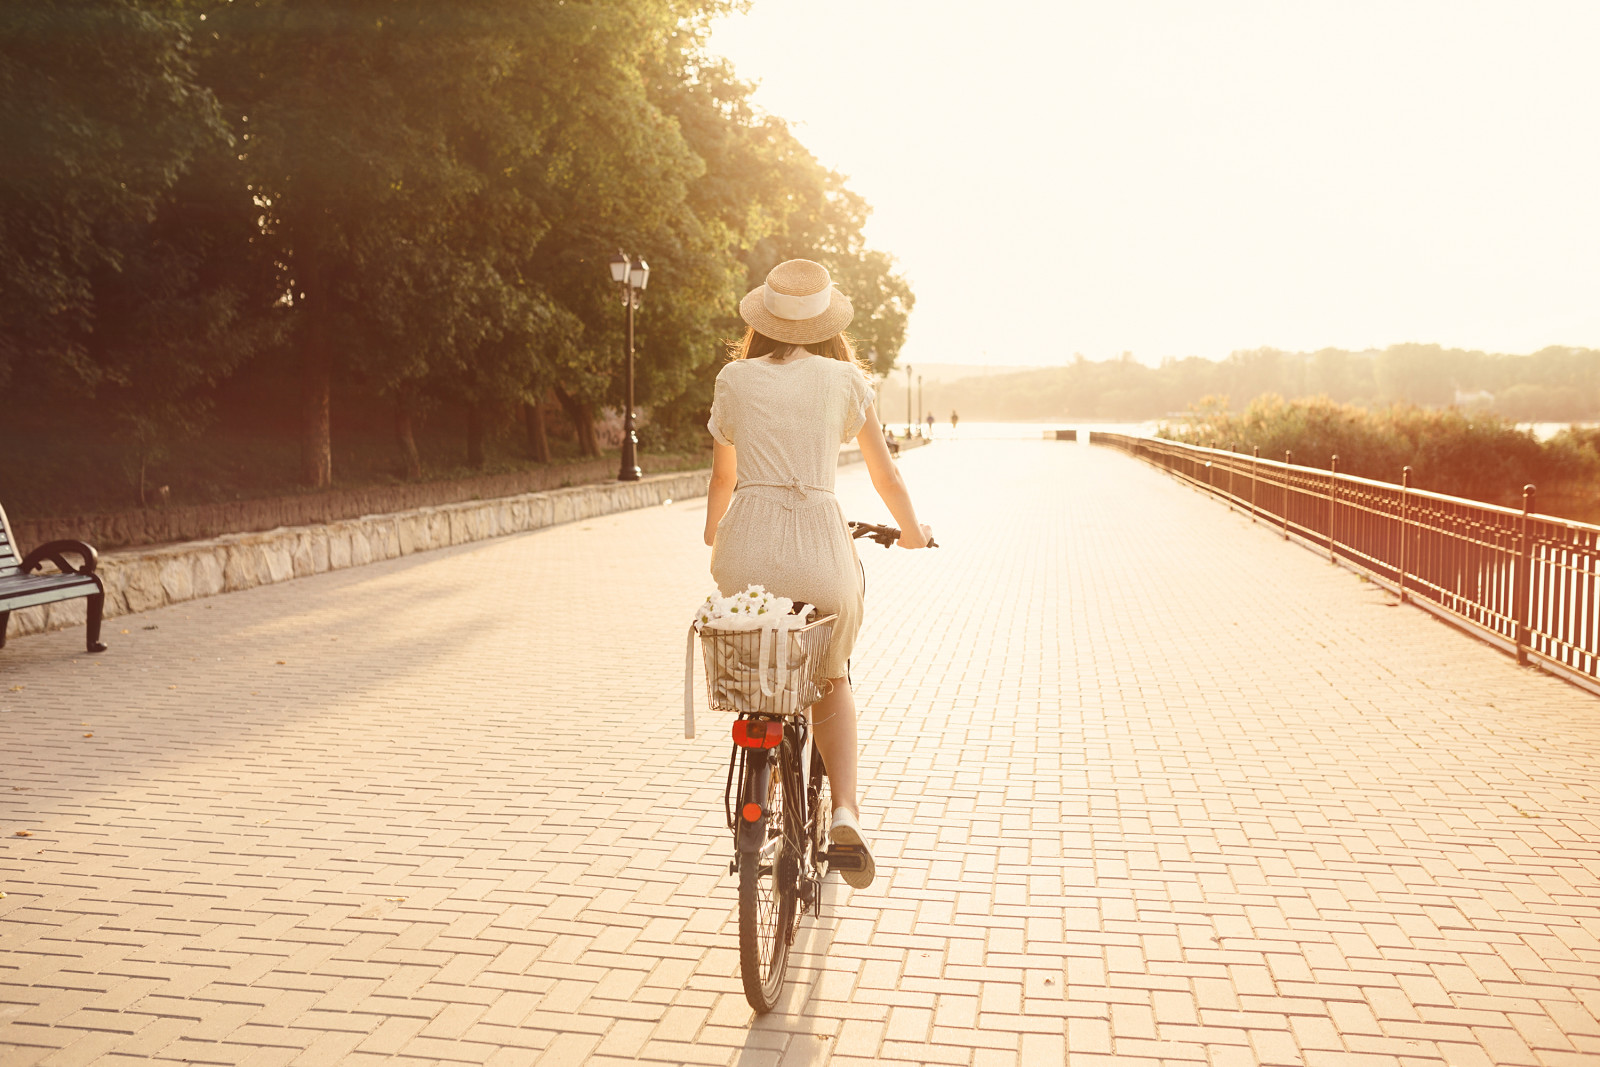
[691,585,814,632]
[683,585,835,737]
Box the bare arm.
[856,403,933,549]
[704,440,737,546]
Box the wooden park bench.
[0,503,107,654]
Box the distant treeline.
[888,345,1600,424]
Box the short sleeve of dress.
[707,368,735,446]
[841,365,873,443]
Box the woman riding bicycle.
[703,259,934,890]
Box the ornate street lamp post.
[904,363,913,436]
[609,252,650,482]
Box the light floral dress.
[707,352,875,678]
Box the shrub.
[1161,396,1600,520]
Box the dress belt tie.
[735,478,834,505]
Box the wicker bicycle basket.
[699,614,836,718]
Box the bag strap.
[757,627,777,699]
[683,623,697,739]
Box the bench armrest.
[21,540,100,576]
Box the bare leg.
[810,676,859,817]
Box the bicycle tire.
[738,744,797,1013]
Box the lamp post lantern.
[609,252,649,481]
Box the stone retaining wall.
[8,468,711,641]
[13,452,706,553]
[8,438,926,642]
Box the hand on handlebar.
[848,521,938,549]
[897,523,935,550]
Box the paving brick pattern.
[3,440,1598,1066]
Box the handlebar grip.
[848,521,938,549]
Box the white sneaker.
[829,808,876,889]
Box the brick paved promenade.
[4,440,1599,1066]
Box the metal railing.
[1091,432,1600,694]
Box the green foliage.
[1162,396,1600,519]
[637,30,914,447]
[0,0,235,392]
[0,0,913,504]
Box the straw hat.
[739,259,853,345]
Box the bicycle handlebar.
[848,521,938,549]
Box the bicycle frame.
[727,714,817,863]
[727,714,859,893]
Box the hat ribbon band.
[763,285,832,321]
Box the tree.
[0,0,232,394]
[90,153,281,502]
[743,137,915,379]
[0,2,281,503]
[507,0,737,458]
[401,0,731,466]
[2,0,922,510]
[202,0,529,486]
[1375,343,1458,406]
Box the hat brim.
[739,285,854,346]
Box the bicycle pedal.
[728,860,737,876]
[825,846,866,871]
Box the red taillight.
[732,719,783,749]
[741,802,763,822]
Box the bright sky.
[706,1,1600,367]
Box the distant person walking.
[924,412,935,436]
[950,410,960,430]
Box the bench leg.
[0,610,9,650]
[86,594,107,653]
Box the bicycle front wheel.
[738,745,798,1013]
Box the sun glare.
[708,1,1600,366]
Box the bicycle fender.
[738,759,771,854]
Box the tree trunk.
[466,403,486,469]
[299,257,333,488]
[552,384,600,458]
[394,398,423,480]
[523,396,551,463]
[301,336,332,488]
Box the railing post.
[1398,466,1411,604]
[1283,450,1293,541]
[1514,483,1536,665]
[1250,446,1258,523]
[1227,443,1235,504]
[1329,455,1339,562]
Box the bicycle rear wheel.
[808,744,831,887]
[738,745,798,1013]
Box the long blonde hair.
[728,328,873,374]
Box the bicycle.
[705,521,934,1013]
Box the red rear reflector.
[732,719,783,749]
[741,802,763,822]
